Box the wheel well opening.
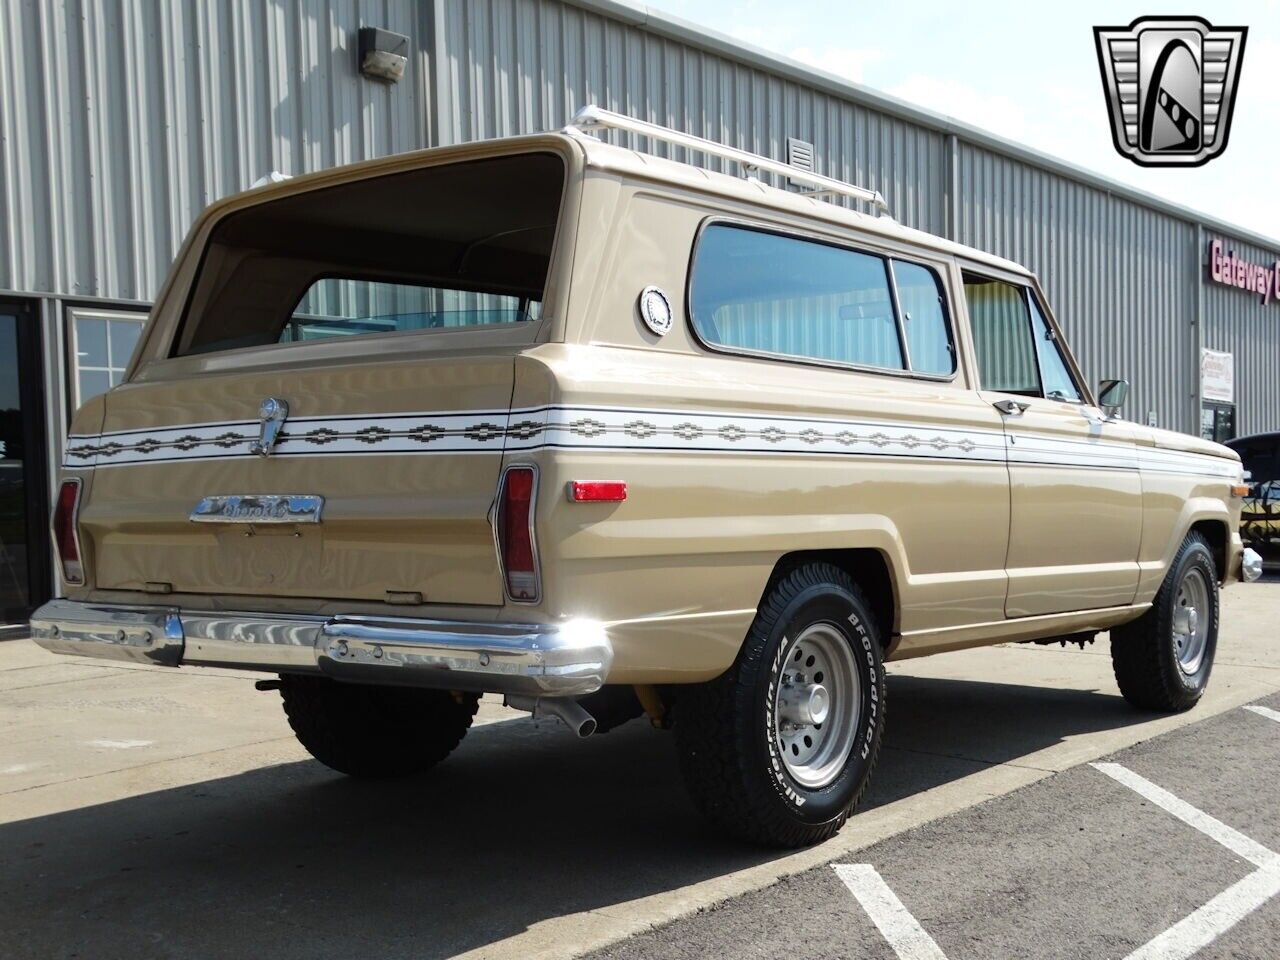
[767,549,897,647]
[1189,520,1228,582]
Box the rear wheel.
[279,675,479,778]
[1111,531,1219,712]
[674,563,886,848]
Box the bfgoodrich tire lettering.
[674,562,886,847]
[1111,531,1219,712]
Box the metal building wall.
[0,0,430,304]
[1201,232,1280,438]
[427,0,947,234]
[430,0,1280,435]
[955,143,1199,432]
[0,0,1276,437]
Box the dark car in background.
[1228,433,1280,570]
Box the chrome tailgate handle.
[993,399,1030,417]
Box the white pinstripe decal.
[63,405,1242,481]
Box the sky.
[644,0,1280,242]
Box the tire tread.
[674,562,885,847]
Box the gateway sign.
[1209,238,1280,305]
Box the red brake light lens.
[52,479,84,584]
[567,481,627,502]
[498,467,538,602]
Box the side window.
[1026,296,1082,402]
[892,260,954,375]
[283,279,535,344]
[689,224,905,371]
[963,275,1040,395]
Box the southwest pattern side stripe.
[62,406,1241,481]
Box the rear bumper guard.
[28,598,612,697]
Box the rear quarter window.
[687,223,954,376]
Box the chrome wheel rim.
[774,622,859,789]
[1173,567,1210,675]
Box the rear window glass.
[173,153,564,356]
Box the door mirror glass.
[1097,378,1129,417]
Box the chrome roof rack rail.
[565,104,891,216]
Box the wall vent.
[786,137,815,186]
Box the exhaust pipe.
[506,695,597,737]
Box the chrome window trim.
[493,461,543,606]
[684,216,960,383]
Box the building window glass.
[69,308,146,408]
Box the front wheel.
[1111,531,1219,712]
[674,563,886,847]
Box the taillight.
[52,479,84,585]
[498,466,538,602]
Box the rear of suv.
[32,108,1255,848]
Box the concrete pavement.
[1,579,1277,959]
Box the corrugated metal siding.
[429,0,946,233]
[1201,233,1280,437]
[0,0,429,302]
[0,0,1277,435]
[955,144,1198,431]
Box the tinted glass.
[893,260,953,375]
[0,313,30,617]
[174,153,564,356]
[1235,438,1279,484]
[963,276,1039,394]
[690,225,904,371]
[1027,296,1081,402]
[284,280,535,343]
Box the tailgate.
[64,146,573,606]
[78,353,515,605]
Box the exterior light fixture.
[358,27,408,83]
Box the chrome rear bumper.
[28,598,612,697]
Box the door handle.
[993,399,1029,417]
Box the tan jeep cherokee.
[31,107,1263,848]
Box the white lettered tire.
[674,562,887,847]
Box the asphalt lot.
[1,577,1277,960]
[590,691,1280,960]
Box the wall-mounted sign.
[1200,348,1234,403]
[1208,238,1280,305]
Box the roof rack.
[566,104,890,216]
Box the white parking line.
[1091,762,1280,869]
[833,863,949,960]
[1092,762,1280,960]
[1243,704,1280,724]
[1124,867,1280,960]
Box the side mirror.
[1097,379,1129,419]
